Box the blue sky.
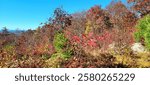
[0,0,124,30]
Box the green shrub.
[45,32,72,67]
[134,14,150,49]
[53,32,72,59]
[53,32,68,52]
[51,52,71,60]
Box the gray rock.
[131,43,146,53]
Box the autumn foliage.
[0,1,150,68]
[128,0,150,17]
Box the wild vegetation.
[0,0,150,68]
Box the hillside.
[0,0,150,68]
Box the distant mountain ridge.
[0,30,25,33]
